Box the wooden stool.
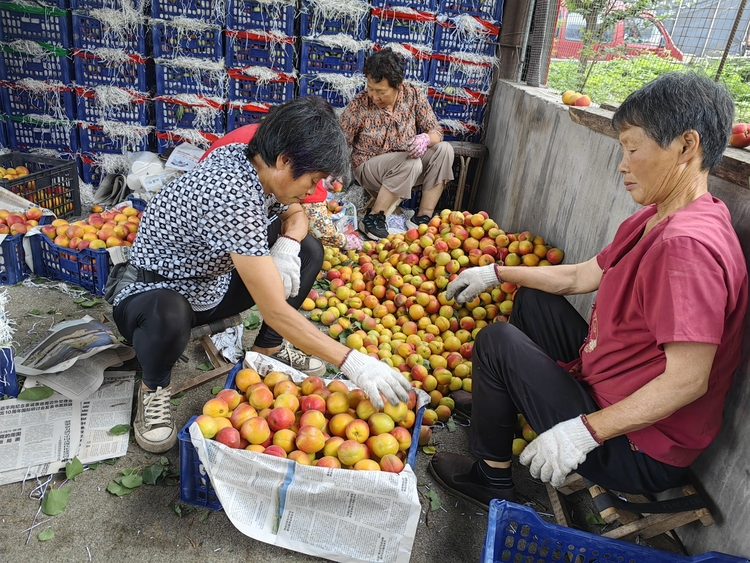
[448,141,488,211]
[546,473,714,541]
[171,313,244,395]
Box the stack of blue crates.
[0,0,78,153]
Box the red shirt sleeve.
[199,124,259,162]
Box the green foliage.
[41,487,71,516]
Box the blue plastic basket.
[154,61,227,97]
[155,96,225,133]
[30,233,110,295]
[71,0,147,10]
[7,115,79,153]
[151,0,225,24]
[156,129,219,152]
[372,43,431,83]
[298,74,364,108]
[433,18,498,56]
[126,193,147,211]
[0,117,6,149]
[0,2,72,46]
[371,0,437,14]
[438,0,502,22]
[0,347,18,397]
[79,154,102,186]
[75,86,152,125]
[224,29,295,72]
[0,232,32,285]
[73,49,151,90]
[483,500,749,563]
[178,361,426,510]
[78,123,152,154]
[429,53,494,93]
[429,86,486,123]
[0,42,73,84]
[300,38,365,75]
[369,8,436,46]
[72,12,147,53]
[226,100,270,131]
[0,81,76,120]
[227,68,295,104]
[227,0,295,36]
[299,0,368,39]
[441,121,481,143]
[151,19,223,59]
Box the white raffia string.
[16,79,68,120]
[90,47,134,64]
[238,66,296,86]
[153,15,220,32]
[440,118,480,135]
[305,0,369,35]
[438,86,475,100]
[96,153,132,176]
[384,41,432,58]
[304,33,372,52]
[7,40,56,58]
[0,289,14,351]
[29,148,63,158]
[166,128,220,149]
[98,120,153,152]
[88,8,144,47]
[313,72,365,103]
[155,57,228,98]
[382,8,433,44]
[163,94,224,133]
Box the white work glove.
[445,264,500,305]
[270,236,301,299]
[340,350,412,410]
[408,133,430,159]
[519,416,601,488]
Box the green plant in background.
[548,54,750,122]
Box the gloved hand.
[519,416,601,488]
[270,236,301,299]
[408,133,430,159]
[445,264,500,305]
[340,350,412,410]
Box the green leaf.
[87,463,99,470]
[200,511,210,522]
[121,468,139,476]
[41,486,71,516]
[423,489,441,511]
[107,481,136,497]
[37,529,54,541]
[142,464,163,485]
[211,386,223,395]
[422,446,436,455]
[46,309,57,314]
[79,300,97,308]
[176,105,185,121]
[197,362,213,371]
[160,456,169,466]
[174,504,183,518]
[172,391,186,399]
[18,386,54,401]
[103,458,117,465]
[73,298,86,304]
[65,457,83,480]
[108,424,131,436]
[170,398,181,406]
[585,512,607,526]
[121,474,143,489]
[243,312,260,330]
[446,417,457,433]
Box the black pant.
[113,219,323,389]
[470,287,688,494]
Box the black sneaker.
[359,210,389,241]
[406,214,432,229]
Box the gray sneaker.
[134,385,177,453]
[271,342,326,377]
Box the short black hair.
[246,96,350,179]
[363,48,405,88]
[612,72,734,171]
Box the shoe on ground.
[271,342,326,377]
[134,385,177,453]
[359,210,389,241]
[428,452,515,510]
[451,390,472,420]
[406,214,433,230]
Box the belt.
[131,264,167,284]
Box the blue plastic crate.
[439,0,502,22]
[79,154,102,186]
[151,19,223,59]
[73,49,151,90]
[0,81,76,120]
[156,129,220,152]
[0,232,31,285]
[30,233,110,295]
[0,347,18,397]
[226,100,269,131]
[227,68,294,103]
[441,119,481,142]
[78,123,152,153]
[178,361,426,510]
[0,117,6,149]
[72,11,148,53]
[429,86,486,123]
[300,38,365,75]
[155,61,227,97]
[483,500,749,563]
[371,0,436,14]
[372,43,431,83]
[126,193,147,211]
[299,0,368,39]
[299,74,365,108]
[0,152,79,217]
[151,0,225,24]
[75,86,152,125]
[0,42,72,83]
[155,96,225,132]
[227,0,295,36]
[7,115,79,153]
[429,53,494,92]
[224,29,295,72]
[0,2,72,46]
[71,0,146,10]
[433,17,498,56]
[369,7,436,46]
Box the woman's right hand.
[340,350,412,410]
[445,264,500,305]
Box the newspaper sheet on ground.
[189,352,427,563]
[0,371,134,485]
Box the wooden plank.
[545,483,572,527]
[199,335,228,370]
[171,363,235,395]
[603,510,706,540]
[714,147,750,189]
[567,106,618,139]
[557,472,586,495]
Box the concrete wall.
[476,80,750,556]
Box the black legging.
[113,219,323,389]
[469,287,688,495]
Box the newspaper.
[0,371,134,485]
[164,143,205,171]
[189,352,427,563]
[15,316,135,401]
